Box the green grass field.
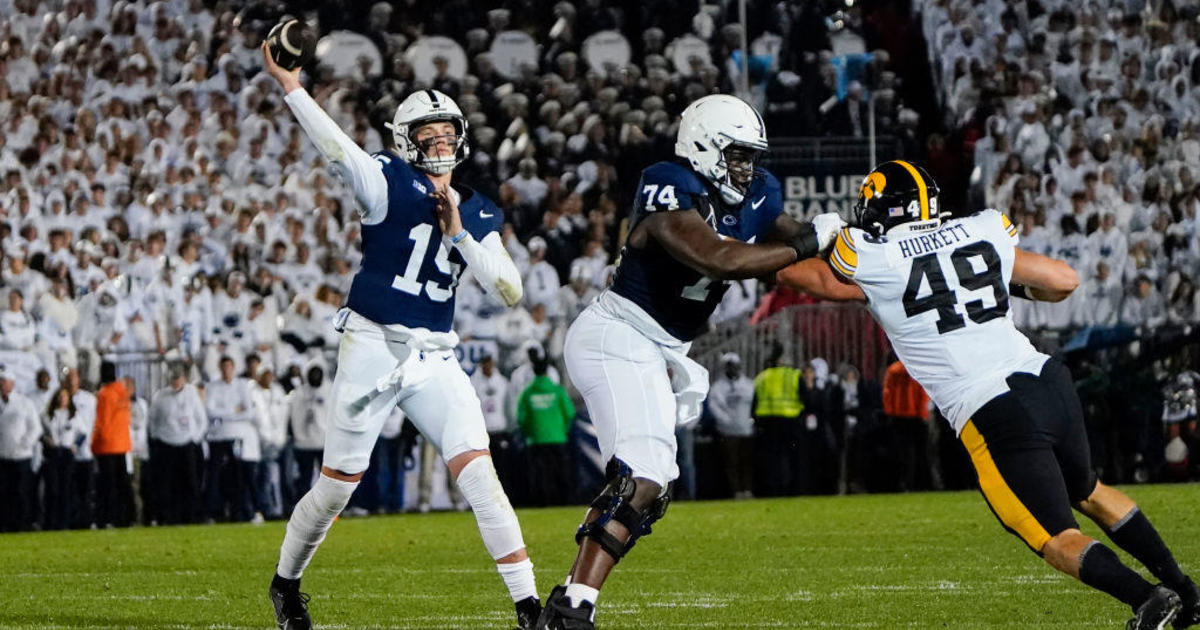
[1,484,1197,629]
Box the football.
[265,18,316,70]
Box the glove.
[811,212,847,252]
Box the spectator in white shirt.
[148,362,206,524]
[0,366,42,531]
[1080,261,1123,328]
[65,367,96,528]
[204,355,258,522]
[1120,275,1168,330]
[251,367,290,520]
[1087,213,1129,277]
[41,385,80,530]
[706,353,755,499]
[288,361,330,503]
[522,236,562,316]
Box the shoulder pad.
[641,161,706,195]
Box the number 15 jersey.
[830,209,1047,433]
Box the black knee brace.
[574,459,672,563]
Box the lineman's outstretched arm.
[644,210,800,281]
[261,42,388,224]
[1010,248,1080,303]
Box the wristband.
[451,229,469,244]
[1009,283,1033,300]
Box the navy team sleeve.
[755,170,785,234]
[463,194,505,240]
[636,163,703,214]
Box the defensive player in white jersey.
[778,160,1199,630]
[260,46,542,630]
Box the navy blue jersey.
[345,152,503,331]
[609,160,784,341]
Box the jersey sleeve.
[828,227,859,279]
[462,194,505,240]
[985,208,1019,247]
[755,170,785,228]
[635,163,703,214]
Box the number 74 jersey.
[832,209,1048,433]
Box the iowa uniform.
[781,160,1197,629]
[566,159,783,486]
[833,207,1097,550]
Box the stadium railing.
[690,303,893,381]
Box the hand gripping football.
[266,19,316,70]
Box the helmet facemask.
[721,144,762,203]
[406,118,467,175]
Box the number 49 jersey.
[832,209,1048,433]
[609,160,783,342]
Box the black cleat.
[1173,579,1200,628]
[536,585,596,630]
[1128,586,1182,630]
[515,596,542,630]
[269,577,313,630]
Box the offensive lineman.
[536,94,844,629]
[777,160,1199,629]
[259,45,542,629]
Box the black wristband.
[1009,283,1033,300]
[789,223,820,260]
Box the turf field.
[1,484,1197,629]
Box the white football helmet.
[385,89,469,175]
[675,94,768,205]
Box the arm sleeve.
[284,88,389,224]
[450,232,524,307]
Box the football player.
[536,94,844,629]
[260,45,542,630]
[777,160,1199,630]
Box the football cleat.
[536,585,596,630]
[1173,579,1200,628]
[1128,585,1182,630]
[269,579,313,630]
[514,595,542,630]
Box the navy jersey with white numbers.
[345,152,503,331]
[609,160,783,341]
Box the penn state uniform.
[323,152,502,475]
[830,208,1096,553]
[565,160,783,487]
[609,161,784,341]
[345,152,502,331]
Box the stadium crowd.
[920,0,1200,332]
[0,0,1196,533]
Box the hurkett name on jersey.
[896,223,972,259]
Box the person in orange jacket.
[92,362,133,527]
[882,359,932,492]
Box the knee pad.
[455,455,525,560]
[574,459,672,563]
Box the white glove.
[812,212,848,252]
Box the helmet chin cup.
[718,180,745,205]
